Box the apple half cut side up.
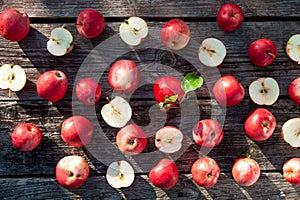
[47,27,74,56]
[106,160,135,189]
[155,126,184,154]
[0,64,27,98]
[286,34,300,64]
[282,118,300,147]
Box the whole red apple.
[288,77,300,106]
[217,4,244,32]
[248,38,278,67]
[108,60,140,92]
[212,75,245,106]
[161,19,190,50]
[11,123,42,151]
[244,108,276,141]
[36,70,68,102]
[76,9,106,38]
[282,157,300,186]
[191,157,220,188]
[149,158,179,189]
[56,155,90,188]
[116,124,147,155]
[0,8,30,41]
[232,157,260,186]
[76,78,101,105]
[192,119,224,147]
[61,116,94,147]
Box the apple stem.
[267,51,276,58]
[8,89,12,98]
[106,97,121,115]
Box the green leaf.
[165,95,178,103]
[181,72,204,93]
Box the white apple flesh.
[106,160,135,189]
[155,126,183,154]
[47,27,74,56]
[119,17,148,46]
[198,38,227,67]
[282,118,300,147]
[249,77,280,106]
[286,34,300,64]
[101,96,132,128]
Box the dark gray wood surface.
[1,0,300,199]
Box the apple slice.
[119,17,148,46]
[0,64,26,97]
[106,160,135,189]
[282,118,300,147]
[155,126,183,154]
[47,27,74,56]
[249,77,280,106]
[198,38,227,67]
[101,96,132,128]
[286,34,300,64]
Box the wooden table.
[1,0,300,199]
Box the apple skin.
[36,70,68,102]
[212,75,245,107]
[282,158,300,186]
[116,124,147,155]
[244,108,276,141]
[288,77,300,106]
[56,155,90,188]
[11,123,42,151]
[192,119,224,147]
[108,60,140,92]
[61,116,94,147]
[76,9,105,38]
[149,158,179,189]
[0,8,30,41]
[217,4,244,32]
[248,38,278,67]
[76,78,101,105]
[161,19,190,50]
[191,157,220,188]
[232,157,260,186]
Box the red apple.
[282,158,300,186]
[76,78,101,105]
[36,70,68,102]
[161,19,190,50]
[149,158,179,189]
[244,108,276,141]
[11,123,42,151]
[248,38,278,67]
[192,119,224,147]
[217,4,244,32]
[289,77,300,106]
[76,9,105,38]
[0,8,30,41]
[212,75,245,106]
[61,116,94,147]
[56,155,90,188]
[108,60,140,92]
[232,157,260,186]
[116,124,147,155]
[191,157,220,188]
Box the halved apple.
[286,34,300,64]
[282,118,300,147]
[155,126,183,154]
[47,27,74,56]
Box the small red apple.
[56,155,90,188]
[191,157,220,188]
[217,4,244,32]
[0,8,30,41]
[161,19,190,50]
[116,124,147,155]
[282,158,300,186]
[108,60,140,92]
[192,119,224,147]
[149,158,179,189]
[36,70,68,102]
[288,77,300,106]
[11,123,42,151]
[212,75,245,107]
[244,108,276,141]
[61,116,94,147]
[76,78,101,105]
[248,38,278,67]
[76,9,106,38]
[232,156,260,186]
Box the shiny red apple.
[217,4,244,32]
[76,78,101,105]
[232,157,260,186]
[288,77,300,106]
[282,157,300,186]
